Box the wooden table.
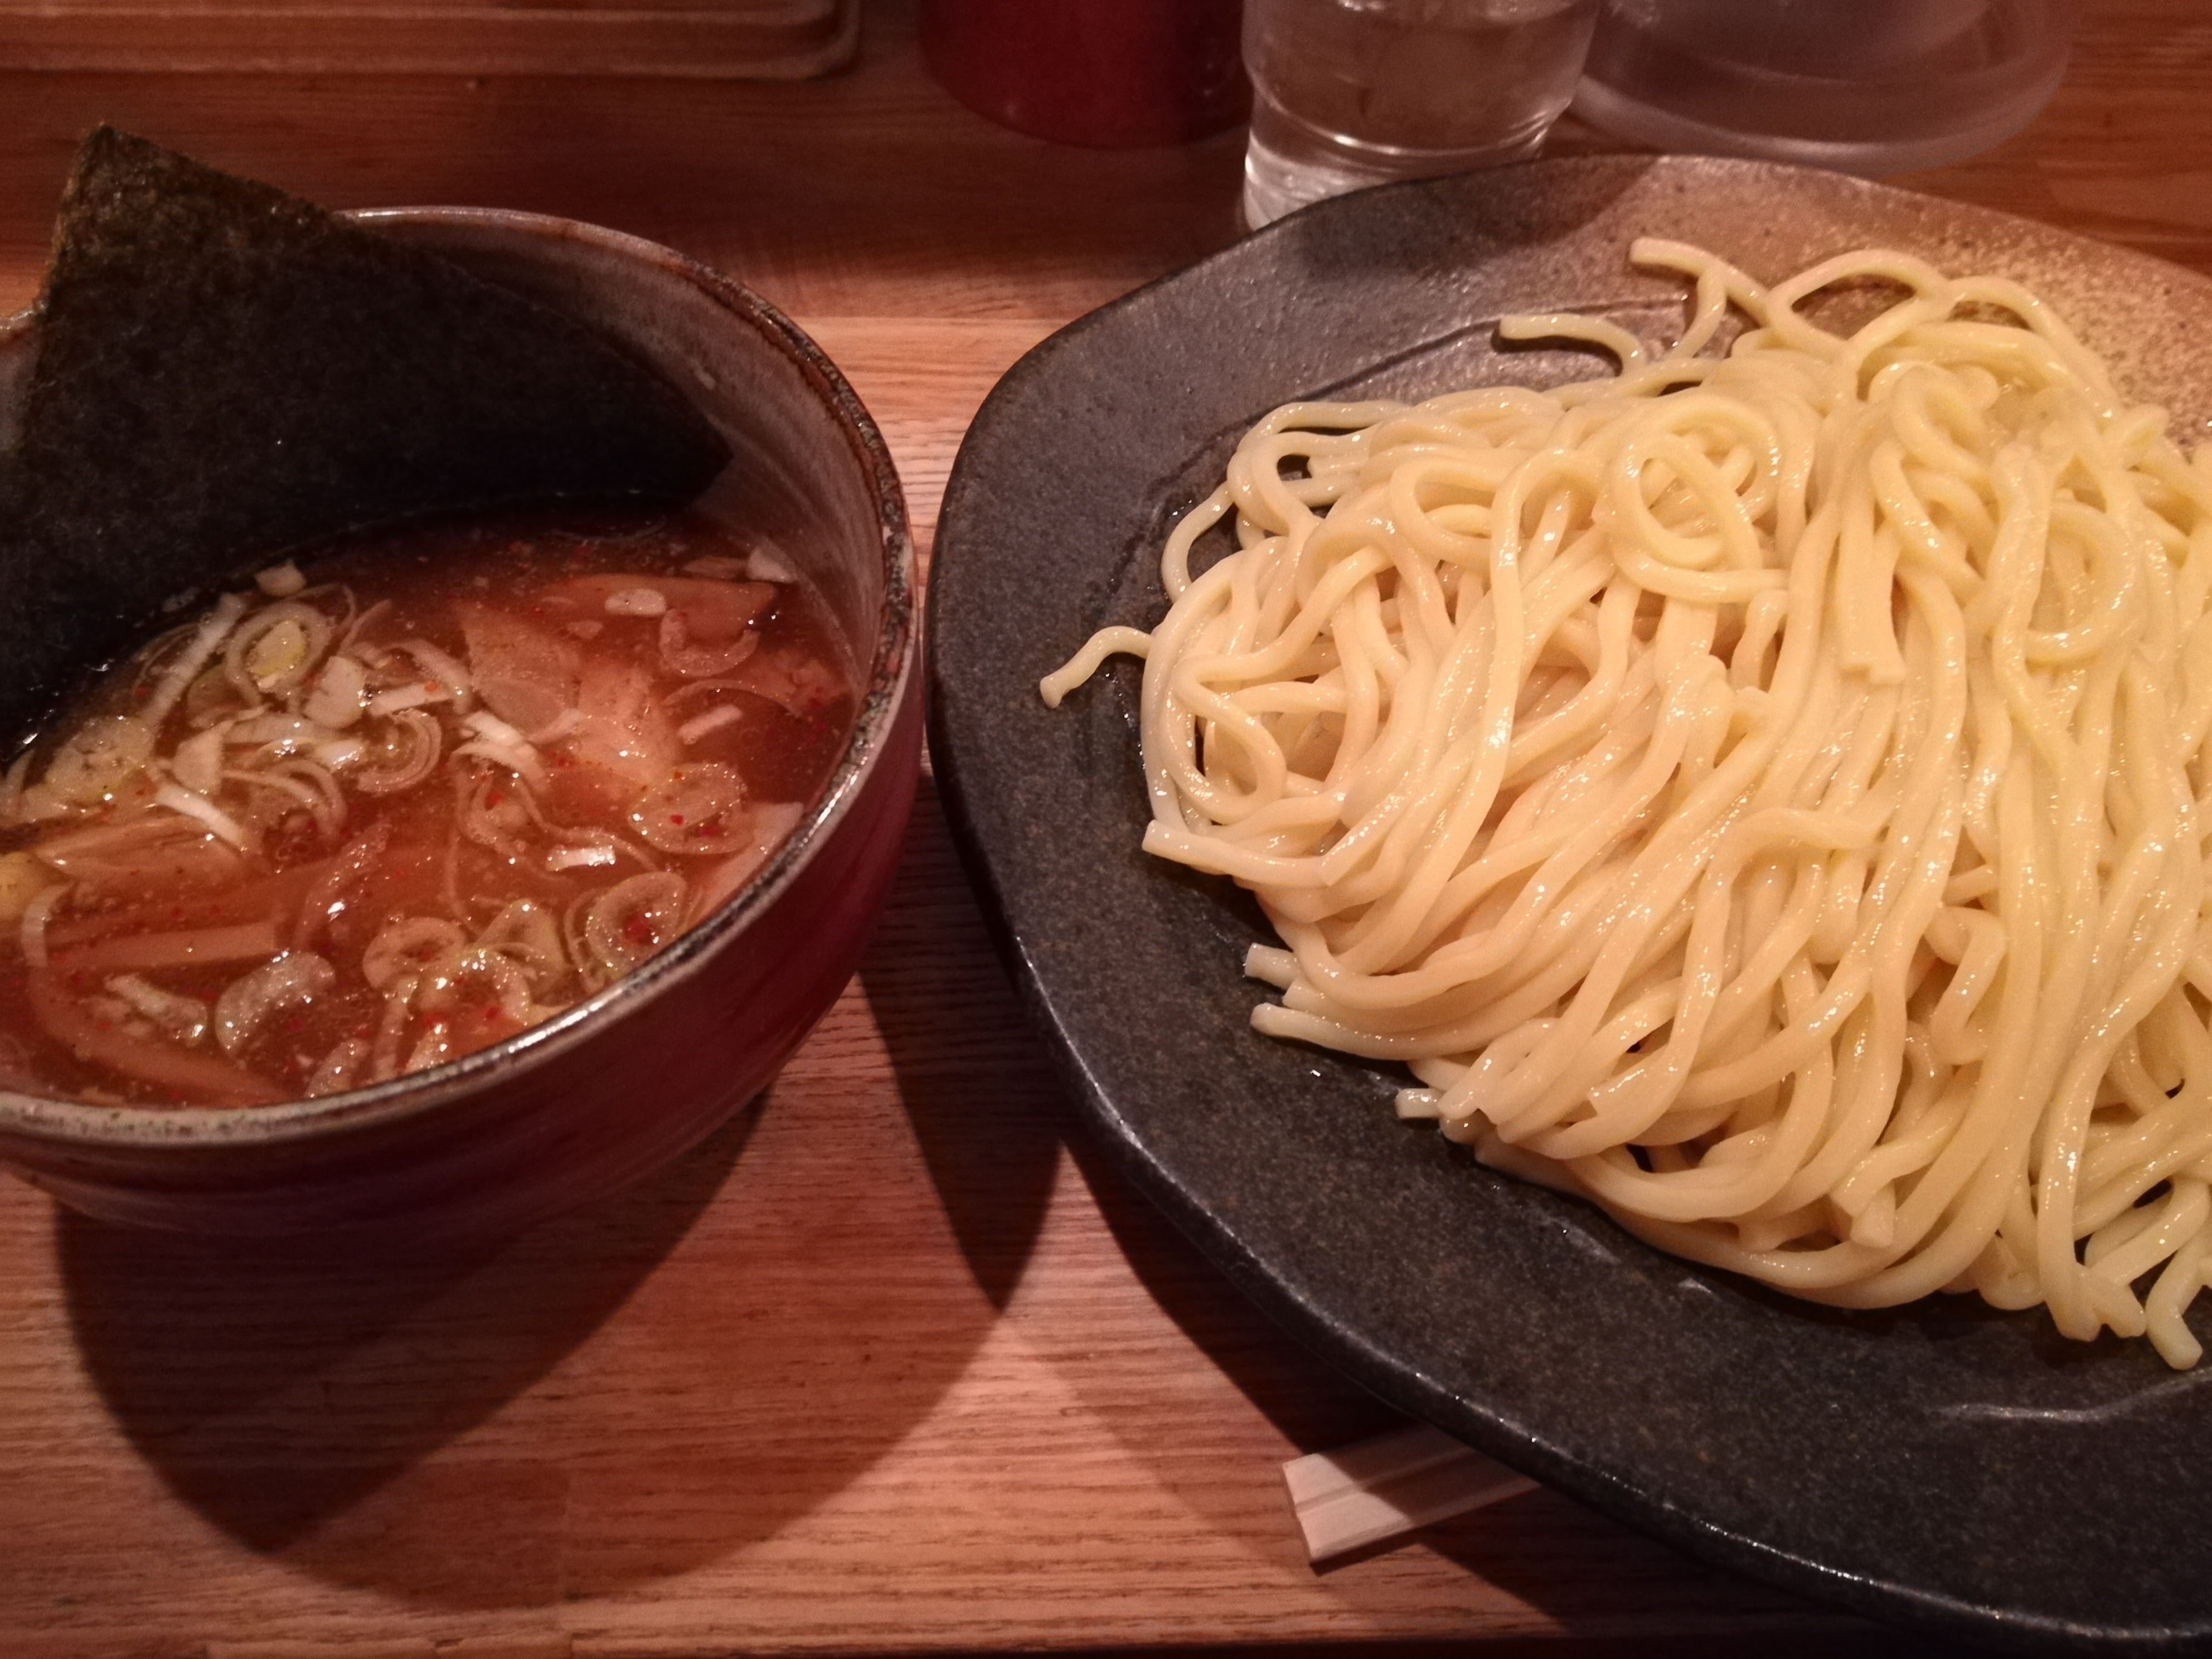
[0,3,2204,1653]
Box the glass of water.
[1241,0,1601,229]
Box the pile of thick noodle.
[1042,240,2212,1367]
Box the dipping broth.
[0,510,855,1108]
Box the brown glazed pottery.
[0,207,921,1241]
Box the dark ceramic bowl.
[0,208,921,1239]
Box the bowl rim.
[0,204,917,1151]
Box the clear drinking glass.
[1241,0,1601,229]
[1572,0,2078,176]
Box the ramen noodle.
[0,510,853,1109]
[1045,240,2212,1367]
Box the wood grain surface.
[0,2,2205,1653]
[0,0,858,82]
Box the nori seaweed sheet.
[0,127,731,742]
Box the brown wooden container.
[0,0,857,77]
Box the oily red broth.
[0,508,855,1108]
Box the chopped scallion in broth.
[0,508,854,1107]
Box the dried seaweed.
[0,128,730,740]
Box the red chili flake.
[486,790,505,808]
[622,915,654,946]
[670,813,686,826]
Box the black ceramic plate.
[926,156,2212,1655]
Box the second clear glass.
[1571,0,2077,177]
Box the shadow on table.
[1058,1126,1988,1655]
[56,1112,783,1581]
[1054,1639,1981,1659]
[55,778,1057,1611]
[1056,1126,1983,1654]
[54,1099,743,1571]
[857,773,1066,1312]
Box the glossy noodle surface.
[1046,240,2212,1369]
[0,511,853,1109]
